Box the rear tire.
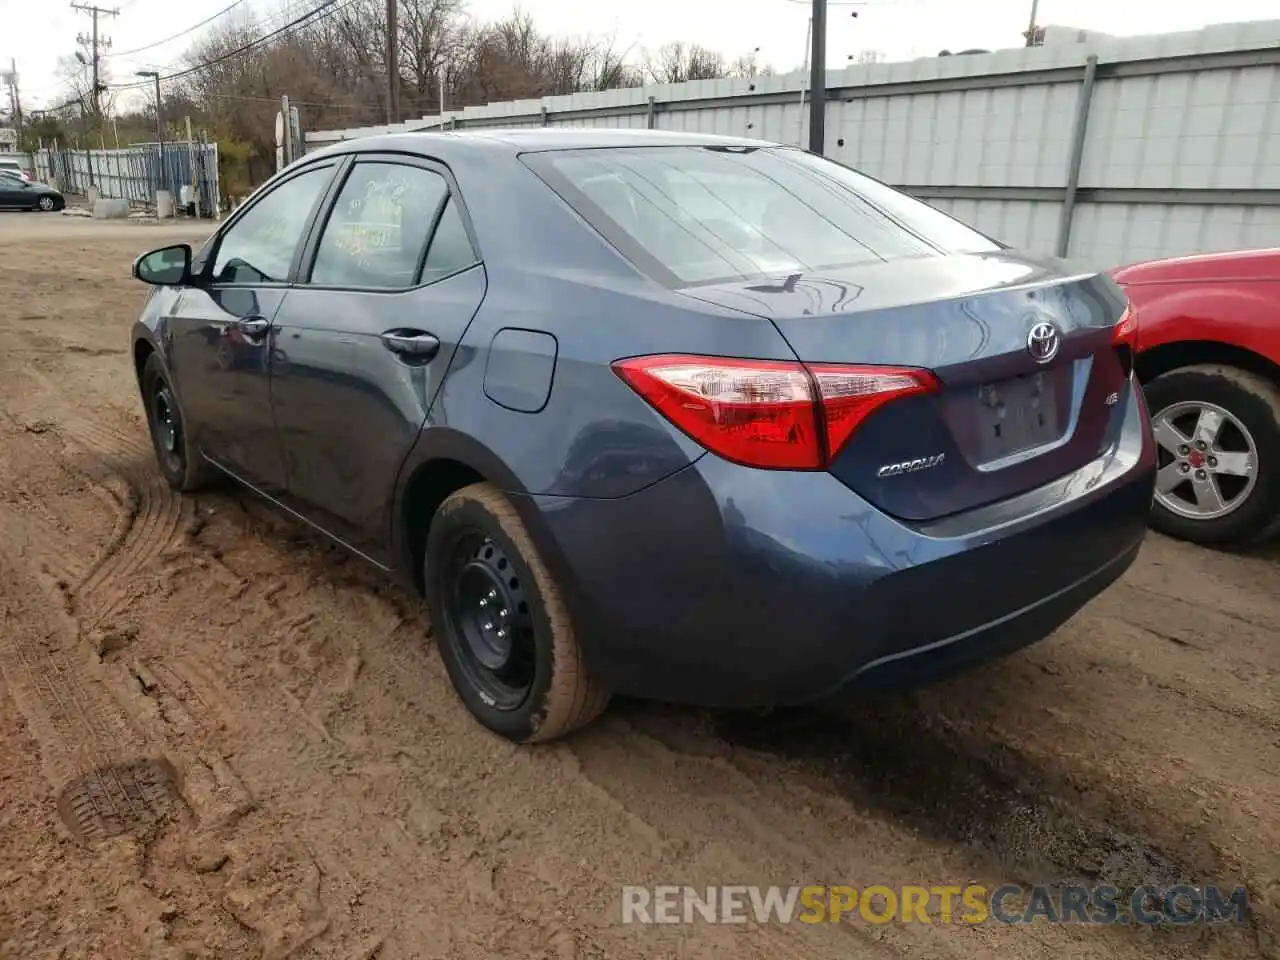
[425,482,609,742]
[1144,364,1280,546]
[141,354,218,492]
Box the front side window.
[211,166,333,284]
[524,146,1000,286]
[310,162,450,288]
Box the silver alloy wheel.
[1152,400,1258,520]
[37,195,55,211]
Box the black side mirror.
[133,243,193,286]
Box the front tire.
[1145,364,1280,545]
[37,195,56,212]
[425,482,609,742]
[141,353,217,492]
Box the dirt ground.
[0,212,1276,960]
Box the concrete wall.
[305,19,1280,269]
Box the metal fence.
[305,19,1280,268]
[33,141,221,216]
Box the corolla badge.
[1026,320,1062,364]
[876,453,945,478]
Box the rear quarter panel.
[403,144,797,501]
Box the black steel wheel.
[141,353,217,492]
[442,531,538,710]
[425,482,609,742]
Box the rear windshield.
[523,145,1000,287]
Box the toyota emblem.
[1026,321,1061,364]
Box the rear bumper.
[521,384,1156,708]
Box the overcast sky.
[3,0,1277,111]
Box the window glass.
[311,163,448,288]
[783,149,1002,256]
[524,146,1000,286]
[421,197,477,283]
[212,166,332,284]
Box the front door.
[269,156,486,559]
[0,174,28,208]
[167,162,338,494]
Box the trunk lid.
[683,251,1132,521]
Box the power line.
[109,0,357,91]
[106,0,251,58]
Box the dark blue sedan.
[129,129,1156,742]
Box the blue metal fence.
[34,141,221,215]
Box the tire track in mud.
[61,416,186,623]
[701,702,1264,958]
[8,366,189,625]
[0,550,183,843]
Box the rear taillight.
[612,354,937,470]
[1112,305,1137,376]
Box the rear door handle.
[235,315,270,339]
[381,329,441,361]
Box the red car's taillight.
[612,354,938,470]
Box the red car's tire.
[1145,364,1280,546]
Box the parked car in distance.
[0,158,32,182]
[1112,249,1280,545]
[129,129,1155,742]
[0,175,64,212]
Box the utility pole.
[135,69,163,197]
[71,2,119,118]
[135,71,163,161]
[386,0,399,124]
[2,59,22,144]
[808,0,826,154]
[1024,0,1041,47]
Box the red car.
[1112,248,1280,545]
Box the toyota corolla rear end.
[519,142,1156,707]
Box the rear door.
[269,153,485,560]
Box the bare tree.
[87,2,774,190]
[643,42,726,84]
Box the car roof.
[307,127,780,162]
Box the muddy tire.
[425,482,609,742]
[1144,364,1280,546]
[141,353,218,493]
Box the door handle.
[381,329,441,361]
[235,316,270,339]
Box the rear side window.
[523,146,999,287]
[310,162,449,288]
[421,197,478,283]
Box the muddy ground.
[0,213,1276,960]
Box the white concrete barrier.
[91,198,131,219]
